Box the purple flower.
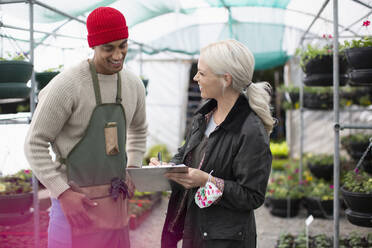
[330,185,334,189]
[354,168,359,174]
[295,168,299,173]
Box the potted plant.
[128,197,153,230]
[302,179,334,218]
[341,133,372,163]
[266,170,303,218]
[296,40,347,87]
[0,169,33,225]
[343,35,372,86]
[341,170,372,227]
[303,87,333,110]
[305,154,334,181]
[35,65,63,91]
[0,52,32,100]
[343,20,372,86]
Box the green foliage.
[303,179,334,201]
[0,169,33,195]
[0,52,27,61]
[305,153,333,166]
[341,133,372,145]
[43,64,63,72]
[343,36,372,49]
[266,164,304,199]
[143,144,172,165]
[276,231,372,248]
[270,141,289,158]
[295,43,343,70]
[343,170,372,193]
[272,159,289,171]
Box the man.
[24,6,147,248]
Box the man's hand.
[58,189,98,228]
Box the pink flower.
[330,185,334,189]
[322,34,326,38]
[137,203,143,207]
[363,20,370,27]
[328,34,332,39]
[354,168,359,174]
[24,170,30,174]
[295,168,299,173]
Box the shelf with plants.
[275,231,372,248]
[0,52,33,100]
[266,162,304,218]
[343,36,372,87]
[296,36,347,87]
[0,169,34,226]
[35,65,63,91]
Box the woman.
[150,39,274,248]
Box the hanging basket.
[266,197,301,218]
[307,163,333,181]
[347,69,372,86]
[303,92,333,110]
[0,61,33,83]
[303,197,333,218]
[304,55,347,74]
[0,192,33,214]
[345,47,372,70]
[341,187,372,214]
[303,73,347,87]
[0,83,31,99]
[345,209,372,228]
[0,210,33,226]
[35,71,60,90]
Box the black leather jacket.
[161,94,272,248]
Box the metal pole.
[34,0,85,24]
[139,44,143,77]
[341,124,372,130]
[299,75,304,184]
[332,0,340,247]
[299,0,330,46]
[0,0,26,4]
[2,23,84,40]
[29,1,40,248]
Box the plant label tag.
[306,215,314,226]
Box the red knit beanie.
[87,7,129,48]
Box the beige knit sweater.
[24,60,147,198]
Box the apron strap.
[116,72,122,104]
[88,61,102,105]
[88,60,122,105]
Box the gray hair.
[200,39,275,134]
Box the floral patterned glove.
[195,171,222,208]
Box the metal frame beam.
[33,0,85,24]
[299,0,330,45]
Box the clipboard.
[126,164,188,192]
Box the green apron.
[62,61,130,245]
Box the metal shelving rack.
[297,1,372,247]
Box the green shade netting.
[205,0,290,8]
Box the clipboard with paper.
[126,164,188,192]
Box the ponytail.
[244,82,275,135]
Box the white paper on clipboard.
[126,164,188,192]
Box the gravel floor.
[130,195,372,248]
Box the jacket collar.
[196,94,251,133]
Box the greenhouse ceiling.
[0,0,371,70]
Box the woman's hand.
[149,157,168,166]
[165,168,209,189]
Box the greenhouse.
[0,0,371,247]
